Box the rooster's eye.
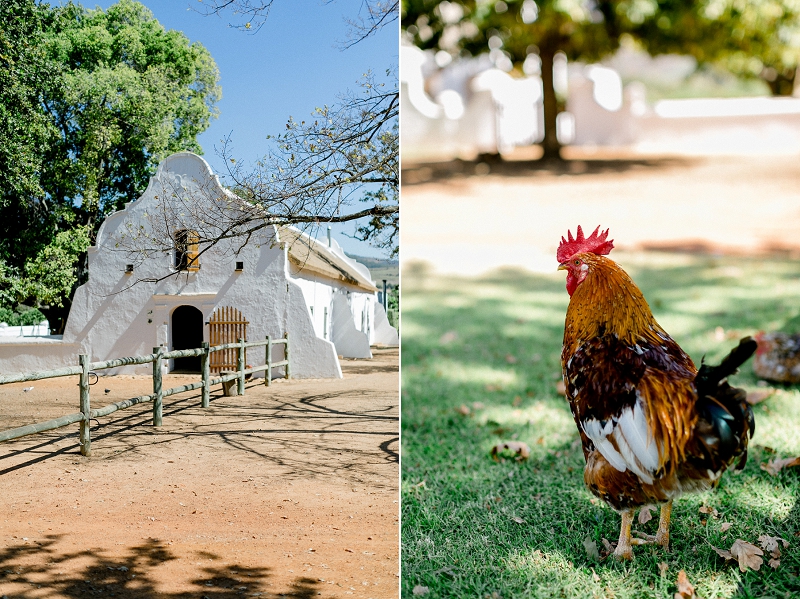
[574,259,581,266]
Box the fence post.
[265,335,271,387]
[284,332,291,379]
[79,354,91,456]
[237,337,245,396]
[201,341,210,408]
[153,346,163,426]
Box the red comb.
[557,226,614,263]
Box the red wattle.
[566,273,577,296]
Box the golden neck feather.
[564,255,661,347]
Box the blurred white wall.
[401,45,543,161]
[402,42,800,160]
[568,65,800,155]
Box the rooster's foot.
[614,509,635,560]
[655,501,672,550]
[613,544,633,560]
[654,530,669,550]
[631,531,656,545]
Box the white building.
[0,152,397,377]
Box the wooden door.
[208,306,249,373]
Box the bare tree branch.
[195,0,398,43]
[182,0,398,258]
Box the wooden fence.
[0,334,290,456]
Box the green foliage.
[42,0,221,226]
[404,0,632,64]
[0,0,62,267]
[0,0,221,311]
[20,227,91,307]
[402,254,800,598]
[388,284,399,313]
[0,227,90,309]
[633,0,800,95]
[0,307,46,326]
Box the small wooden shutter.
[175,229,200,272]
[209,306,249,373]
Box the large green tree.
[0,0,60,272]
[0,0,221,330]
[42,0,221,229]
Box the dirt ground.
[0,348,399,599]
[401,151,800,275]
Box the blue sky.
[88,0,398,258]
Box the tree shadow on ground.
[402,255,800,597]
[1,379,398,487]
[0,536,321,598]
[401,156,697,186]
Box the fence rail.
[0,333,290,455]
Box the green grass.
[401,252,800,599]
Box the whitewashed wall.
[0,153,342,378]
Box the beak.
[557,263,568,271]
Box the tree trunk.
[766,68,796,96]
[540,47,562,160]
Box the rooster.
[557,226,757,559]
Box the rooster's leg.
[613,509,635,560]
[654,500,672,549]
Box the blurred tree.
[0,0,221,331]
[403,0,640,159]
[634,0,800,96]
[403,0,800,160]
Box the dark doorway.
[171,305,203,372]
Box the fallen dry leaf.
[711,544,733,561]
[675,570,696,599]
[555,380,566,395]
[412,585,429,596]
[769,558,781,569]
[699,505,719,518]
[601,538,615,553]
[583,538,600,561]
[746,389,775,405]
[658,562,668,577]
[720,522,732,533]
[730,539,764,572]
[591,568,600,582]
[456,404,471,416]
[639,505,655,524]
[761,456,800,476]
[758,534,784,553]
[511,516,525,524]
[490,441,531,462]
[505,354,518,364]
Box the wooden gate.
[209,306,249,373]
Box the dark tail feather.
[696,336,758,392]
[692,337,757,474]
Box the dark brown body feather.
[562,254,756,511]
